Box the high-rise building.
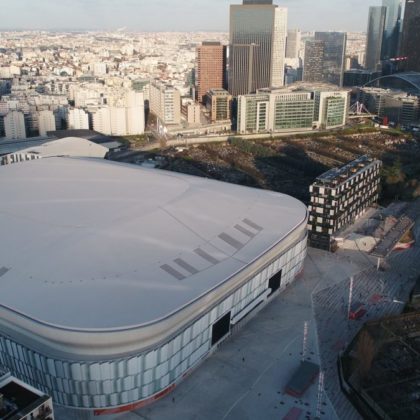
[150,80,181,125]
[382,0,403,60]
[206,88,232,122]
[286,29,301,59]
[401,0,420,71]
[228,0,287,96]
[365,6,387,71]
[37,110,56,136]
[196,42,226,103]
[92,108,112,135]
[125,91,145,135]
[314,32,347,86]
[303,40,325,83]
[4,111,26,140]
[67,108,90,130]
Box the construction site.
[339,311,420,420]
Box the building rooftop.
[314,155,378,187]
[0,374,51,420]
[0,158,307,331]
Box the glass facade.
[314,32,347,87]
[382,0,403,60]
[401,0,420,72]
[325,97,347,128]
[0,235,307,411]
[365,7,387,71]
[229,4,287,96]
[274,100,315,130]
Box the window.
[211,312,231,346]
[268,270,282,296]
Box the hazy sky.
[1,0,382,32]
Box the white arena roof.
[0,158,307,331]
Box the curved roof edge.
[364,72,420,94]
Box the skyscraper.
[195,42,226,103]
[303,40,325,83]
[286,29,301,59]
[365,6,387,71]
[382,0,403,60]
[401,0,420,71]
[314,32,347,86]
[228,0,287,96]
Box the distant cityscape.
[0,0,418,146]
[0,1,420,420]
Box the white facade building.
[125,91,145,135]
[37,110,56,136]
[4,111,26,140]
[67,109,90,130]
[150,80,181,125]
[0,158,308,417]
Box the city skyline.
[1,0,383,32]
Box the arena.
[0,157,308,416]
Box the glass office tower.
[314,32,347,87]
[401,0,420,71]
[381,0,403,60]
[365,6,387,71]
[228,0,287,96]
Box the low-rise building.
[307,155,382,251]
[181,101,201,126]
[0,372,54,419]
[358,87,420,126]
[206,88,232,123]
[314,89,349,129]
[237,89,315,134]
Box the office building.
[196,42,226,103]
[237,85,349,133]
[286,29,301,59]
[206,88,232,122]
[382,0,403,60]
[150,80,181,125]
[303,40,325,83]
[181,101,201,126]
[4,111,26,140]
[314,32,347,86]
[358,87,420,126]
[0,372,54,420]
[308,155,382,251]
[401,0,420,72]
[228,0,287,96]
[343,70,380,88]
[37,110,56,136]
[0,157,308,415]
[237,89,315,134]
[67,108,90,130]
[314,89,349,129]
[365,6,387,71]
